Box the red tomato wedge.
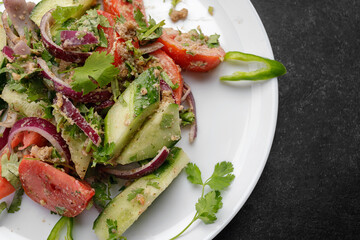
[103,0,146,21]
[0,161,15,199]
[96,10,123,67]
[19,159,95,217]
[151,49,183,104]
[11,131,47,150]
[158,28,226,72]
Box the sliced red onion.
[139,42,164,55]
[27,2,36,13]
[61,31,99,47]
[4,0,37,38]
[37,58,112,103]
[0,128,10,152]
[2,11,17,46]
[100,146,170,179]
[7,117,71,163]
[160,79,175,101]
[40,11,91,63]
[183,82,197,143]
[13,40,31,56]
[92,99,115,111]
[54,94,101,146]
[2,46,15,62]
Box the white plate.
[0,0,278,239]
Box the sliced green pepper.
[47,216,73,240]
[220,51,286,81]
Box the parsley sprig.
[170,161,235,240]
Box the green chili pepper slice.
[220,51,286,81]
[47,216,73,240]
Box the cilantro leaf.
[134,9,165,43]
[1,154,21,189]
[185,163,203,185]
[207,34,220,48]
[106,219,127,240]
[180,109,195,127]
[0,202,7,214]
[127,188,144,201]
[170,161,234,240]
[92,181,112,209]
[52,5,83,26]
[92,142,116,167]
[206,175,235,191]
[196,190,223,224]
[147,181,160,189]
[206,161,235,190]
[71,52,119,95]
[8,188,24,213]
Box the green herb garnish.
[71,52,119,95]
[106,219,127,240]
[170,161,235,239]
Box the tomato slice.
[151,50,183,104]
[96,10,123,66]
[157,28,226,72]
[0,161,15,199]
[103,0,146,21]
[19,159,95,217]
[11,131,47,150]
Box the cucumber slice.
[117,102,181,164]
[53,110,91,179]
[104,68,161,160]
[93,147,190,239]
[1,85,47,118]
[30,0,96,26]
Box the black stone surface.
[215,0,360,239]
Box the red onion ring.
[2,11,18,46]
[4,0,37,39]
[0,128,10,152]
[183,82,197,143]
[37,58,112,103]
[61,31,99,47]
[7,117,71,163]
[92,99,115,111]
[139,42,164,55]
[2,46,15,62]
[40,11,91,63]
[160,79,176,101]
[13,40,31,56]
[54,94,101,146]
[100,146,170,179]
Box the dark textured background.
[215,0,360,239]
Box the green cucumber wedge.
[53,110,91,179]
[1,84,47,118]
[117,102,181,164]
[93,147,190,239]
[104,68,160,161]
[30,0,96,26]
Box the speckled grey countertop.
[215,0,360,239]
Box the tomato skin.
[157,29,226,72]
[151,50,183,104]
[11,131,47,150]
[0,162,15,199]
[103,0,146,21]
[19,159,95,217]
[96,10,123,66]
